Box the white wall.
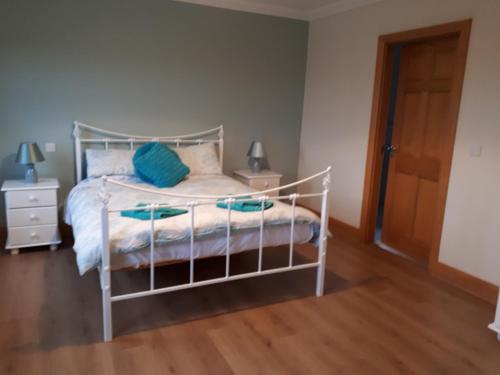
[298,0,500,285]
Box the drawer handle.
[264,182,269,187]
[30,232,39,239]
[29,214,38,221]
[28,195,38,202]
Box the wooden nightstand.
[1,178,61,255]
[233,170,283,197]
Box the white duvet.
[65,174,321,275]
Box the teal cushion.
[133,142,190,188]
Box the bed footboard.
[98,168,331,342]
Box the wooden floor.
[0,234,499,374]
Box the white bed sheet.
[110,223,313,271]
[65,174,320,275]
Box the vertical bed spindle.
[225,198,233,278]
[258,196,266,272]
[149,204,156,290]
[289,194,297,268]
[189,202,197,284]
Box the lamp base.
[248,158,263,173]
[25,164,38,184]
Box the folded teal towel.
[121,203,187,220]
[216,196,273,212]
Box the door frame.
[359,19,472,269]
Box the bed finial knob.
[218,125,224,137]
[322,167,332,191]
[73,122,81,138]
[99,176,111,207]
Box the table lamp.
[247,141,266,173]
[16,142,45,183]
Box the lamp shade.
[247,141,266,159]
[16,142,45,165]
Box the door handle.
[382,144,398,156]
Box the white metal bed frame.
[73,121,331,342]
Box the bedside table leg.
[50,244,58,251]
[10,249,20,255]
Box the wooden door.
[381,36,461,262]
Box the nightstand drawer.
[5,189,56,208]
[234,170,283,198]
[7,207,57,227]
[8,225,60,246]
[249,178,280,197]
[249,178,280,191]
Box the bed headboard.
[73,121,224,183]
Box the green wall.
[0,0,308,228]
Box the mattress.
[65,174,320,275]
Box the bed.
[68,121,331,341]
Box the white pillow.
[175,143,222,175]
[85,149,134,177]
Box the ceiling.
[174,0,383,20]
[246,0,345,11]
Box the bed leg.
[102,286,112,342]
[316,245,327,297]
[316,168,331,297]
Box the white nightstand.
[1,178,61,255]
[233,170,283,197]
